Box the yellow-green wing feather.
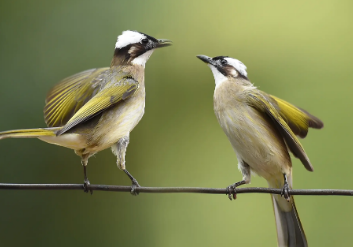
[270,94,323,138]
[247,92,314,171]
[44,68,110,127]
[56,76,138,136]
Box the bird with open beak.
[0,30,172,194]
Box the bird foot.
[130,179,140,196]
[281,183,290,202]
[123,169,141,196]
[83,178,93,195]
[226,180,246,201]
[226,184,237,200]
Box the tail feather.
[0,128,60,140]
[271,195,307,247]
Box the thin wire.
[0,183,352,196]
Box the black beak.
[196,55,216,66]
[156,39,172,48]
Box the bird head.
[112,30,172,67]
[197,55,248,86]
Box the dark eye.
[141,38,148,44]
[221,59,227,65]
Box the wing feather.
[247,92,314,171]
[44,68,109,127]
[270,95,323,138]
[56,78,138,136]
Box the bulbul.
[0,30,171,194]
[197,55,323,247]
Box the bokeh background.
[0,1,352,246]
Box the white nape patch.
[208,64,227,87]
[115,30,146,49]
[131,50,154,67]
[225,58,247,77]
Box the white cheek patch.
[229,68,239,77]
[208,64,227,87]
[225,58,247,77]
[128,46,139,54]
[132,50,154,67]
[115,30,146,49]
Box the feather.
[44,67,140,136]
[247,92,314,171]
[44,68,110,127]
[270,95,324,138]
[56,77,139,136]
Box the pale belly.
[215,104,291,182]
[40,94,145,155]
[89,95,145,152]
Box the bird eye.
[141,38,148,44]
[221,59,227,65]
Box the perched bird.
[0,30,171,194]
[197,55,323,247]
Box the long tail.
[0,128,59,140]
[269,178,307,247]
[0,127,86,150]
[271,195,307,247]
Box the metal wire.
[0,183,352,196]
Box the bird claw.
[83,179,93,195]
[130,179,140,196]
[281,183,290,201]
[226,180,246,201]
[226,183,237,201]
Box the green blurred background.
[0,0,352,246]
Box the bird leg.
[227,160,251,200]
[281,173,290,201]
[113,136,140,196]
[81,158,93,194]
[124,169,141,195]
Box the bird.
[0,30,171,194]
[197,54,323,247]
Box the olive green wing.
[247,91,314,171]
[44,68,110,127]
[270,94,323,138]
[56,76,139,136]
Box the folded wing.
[270,95,323,138]
[247,92,316,171]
